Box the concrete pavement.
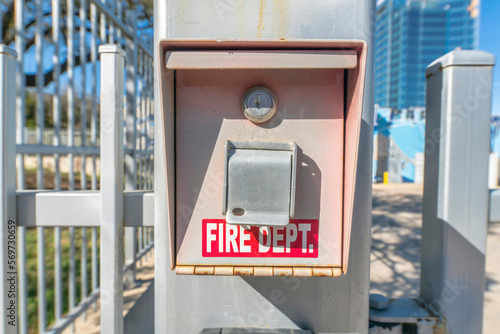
[370,183,500,333]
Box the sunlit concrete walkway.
[370,183,500,334]
[62,251,155,334]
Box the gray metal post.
[99,44,125,334]
[124,9,138,287]
[154,1,374,333]
[421,50,495,333]
[0,45,17,334]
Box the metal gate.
[0,0,154,333]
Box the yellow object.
[383,171,389,184]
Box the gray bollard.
[421,50,495,333]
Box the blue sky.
[479,1,500,115]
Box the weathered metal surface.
[161,39,367,270]
[174,265,343,277]
[154,1,374,333]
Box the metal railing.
[2,0,154,333]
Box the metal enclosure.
[159,39,367,273]
[154,1,374,333]
[421,50,495,333]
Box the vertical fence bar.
[67,0,75,190]
[79,0,88,323]
[100,0,107,43]
[124,9,138,285]
[53,0,62,191]
[14,1,27,333]
[0,45,17,334]
[37,228,46,332]
[34,0,46,330]
[117,1,123,43]
[421,50,495,333]
[91,3,98,192]
[81,227,87,320]
[99,44,125,334]
[15,0,25,191]
[17,227,26,334]
[80,0,88,191]
[148,63,153,191]
[125,10,138,190]
[67,2,76,328]
[51,0,63,325]
[69,226,75,325]
[35,0,44,190]
[90,4,99,310]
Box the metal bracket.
[222,140,297,226]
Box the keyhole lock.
[241,86,277,123]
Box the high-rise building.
[375,0,480,109]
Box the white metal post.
[99,44,125,334]
[421,50,495,333]
[154,1,374,333]
[0,45,18,334]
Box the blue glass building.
[375,0,480,109]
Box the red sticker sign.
[202,219,319,258]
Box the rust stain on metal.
[274,267,293,276]
[257,0,267,38]
[293,267,312,277]
[177,265,344,277]
[194,266,215,275]
[272,0,290,39]
[214,266,234,276]
[175,266,195,275]
[312,268,333,277]
[234,267,254,276]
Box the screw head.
[241,86,277,123]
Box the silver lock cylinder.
[241,86,277,123]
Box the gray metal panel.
[154,1,374,333]
[421,50,494,333]
[224,141,297,227]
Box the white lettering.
[206,223,217,252]
[239,226,251,253]
[298,224,311,253]
[226,225,239,252]
[273,227,284,253]
[259,227,271,253]
[285,224,297,253]
[218,223,224,252]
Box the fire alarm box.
[158,40,367,277]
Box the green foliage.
[25,226,100,333]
